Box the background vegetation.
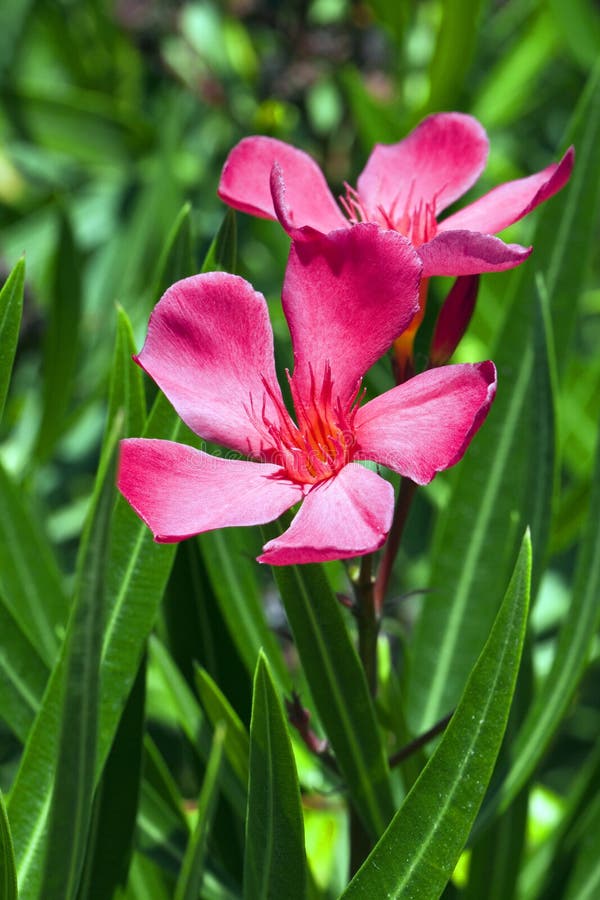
[0,0,599,897]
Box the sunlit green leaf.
[341,533,531,899]
[151,202,196,304]
[195,665,250,788]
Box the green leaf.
[0,257,25,424]
[195,665,250,788]
[7,393,182,898]
[34,208,83,462]
[563,793,600,899]
[243,654,306,900]
[0,790,17,900]
[406,68,599,733]
[0,601,48,742]
[421,0,485,114]
[198,528,289,690]
[174,722,227,900]
[0,460,69,665]
[38,416,120,900]
[476,402,600,828]
[201,209,237,274]
[151,202,196,304]
[105,304,146,447]
[76,656,146,900]
[341,533,531,899]
[265,542,393,839]
[149,636,246,819]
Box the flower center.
[250,365,362,485]
[339,181,439,247]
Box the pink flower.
[118,225,496,565]
[218,112,573,277]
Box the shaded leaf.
[0,790,17,900]
[244,654,306,900]
[265,540,393,839]
[151,202,196,304]
[174,723,226,900]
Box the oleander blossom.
[118,225,496,565]
[218,112,574,277]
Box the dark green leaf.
[34,208,83,462]
[0,460,69,665]
[195,666,250,788]
[0,257,25,424]
[476,403,600,828]
[244,653,306,900]
[38,417,120,900]
[76,656,146,900]
[341,533,531,899]
[105,304,146,447]
[0,790,17,900]
[266,541,393,839]
[406,68,598,733]
[0,601,48,742]
[198,528,289,690]
[174,722,226,900]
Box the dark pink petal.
[118,439,302,542]
[136,272,285,457]
[440,147,574,235]
[419,230,531,277]
[282,224,422,405]
[258,463,394,565]
[218,135,346,232]
[357,113,489,217]
[355,361,497,484]
[429,275,480,366]
[270,162,341,241]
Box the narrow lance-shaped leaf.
[174,723,227,900]
[151,202,196,305]
[0,257,25,424]
[38,416,121,900]
[195,665,250,788]
[198,528,290,691]
[476,401,600,830]
[34,208,83,462]
[0,460,69,665]
[341,532,531,900]
[76,655,146,900]
[0,602,49,743]
[0,790,17,900]
[104,304,146,449]
[202,209,237,274]
[244,653,306,900]
[265,536,393,839]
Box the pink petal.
[136,272,285,457]
[356,113,489,218]
[419,230,531,277]
[118,439,302,542]
[355,362,497,484]
[218,135,346,232]
[440,147,574,235]
[258,463,394,565]
[282,223,422,405]
[270,162,342,241]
